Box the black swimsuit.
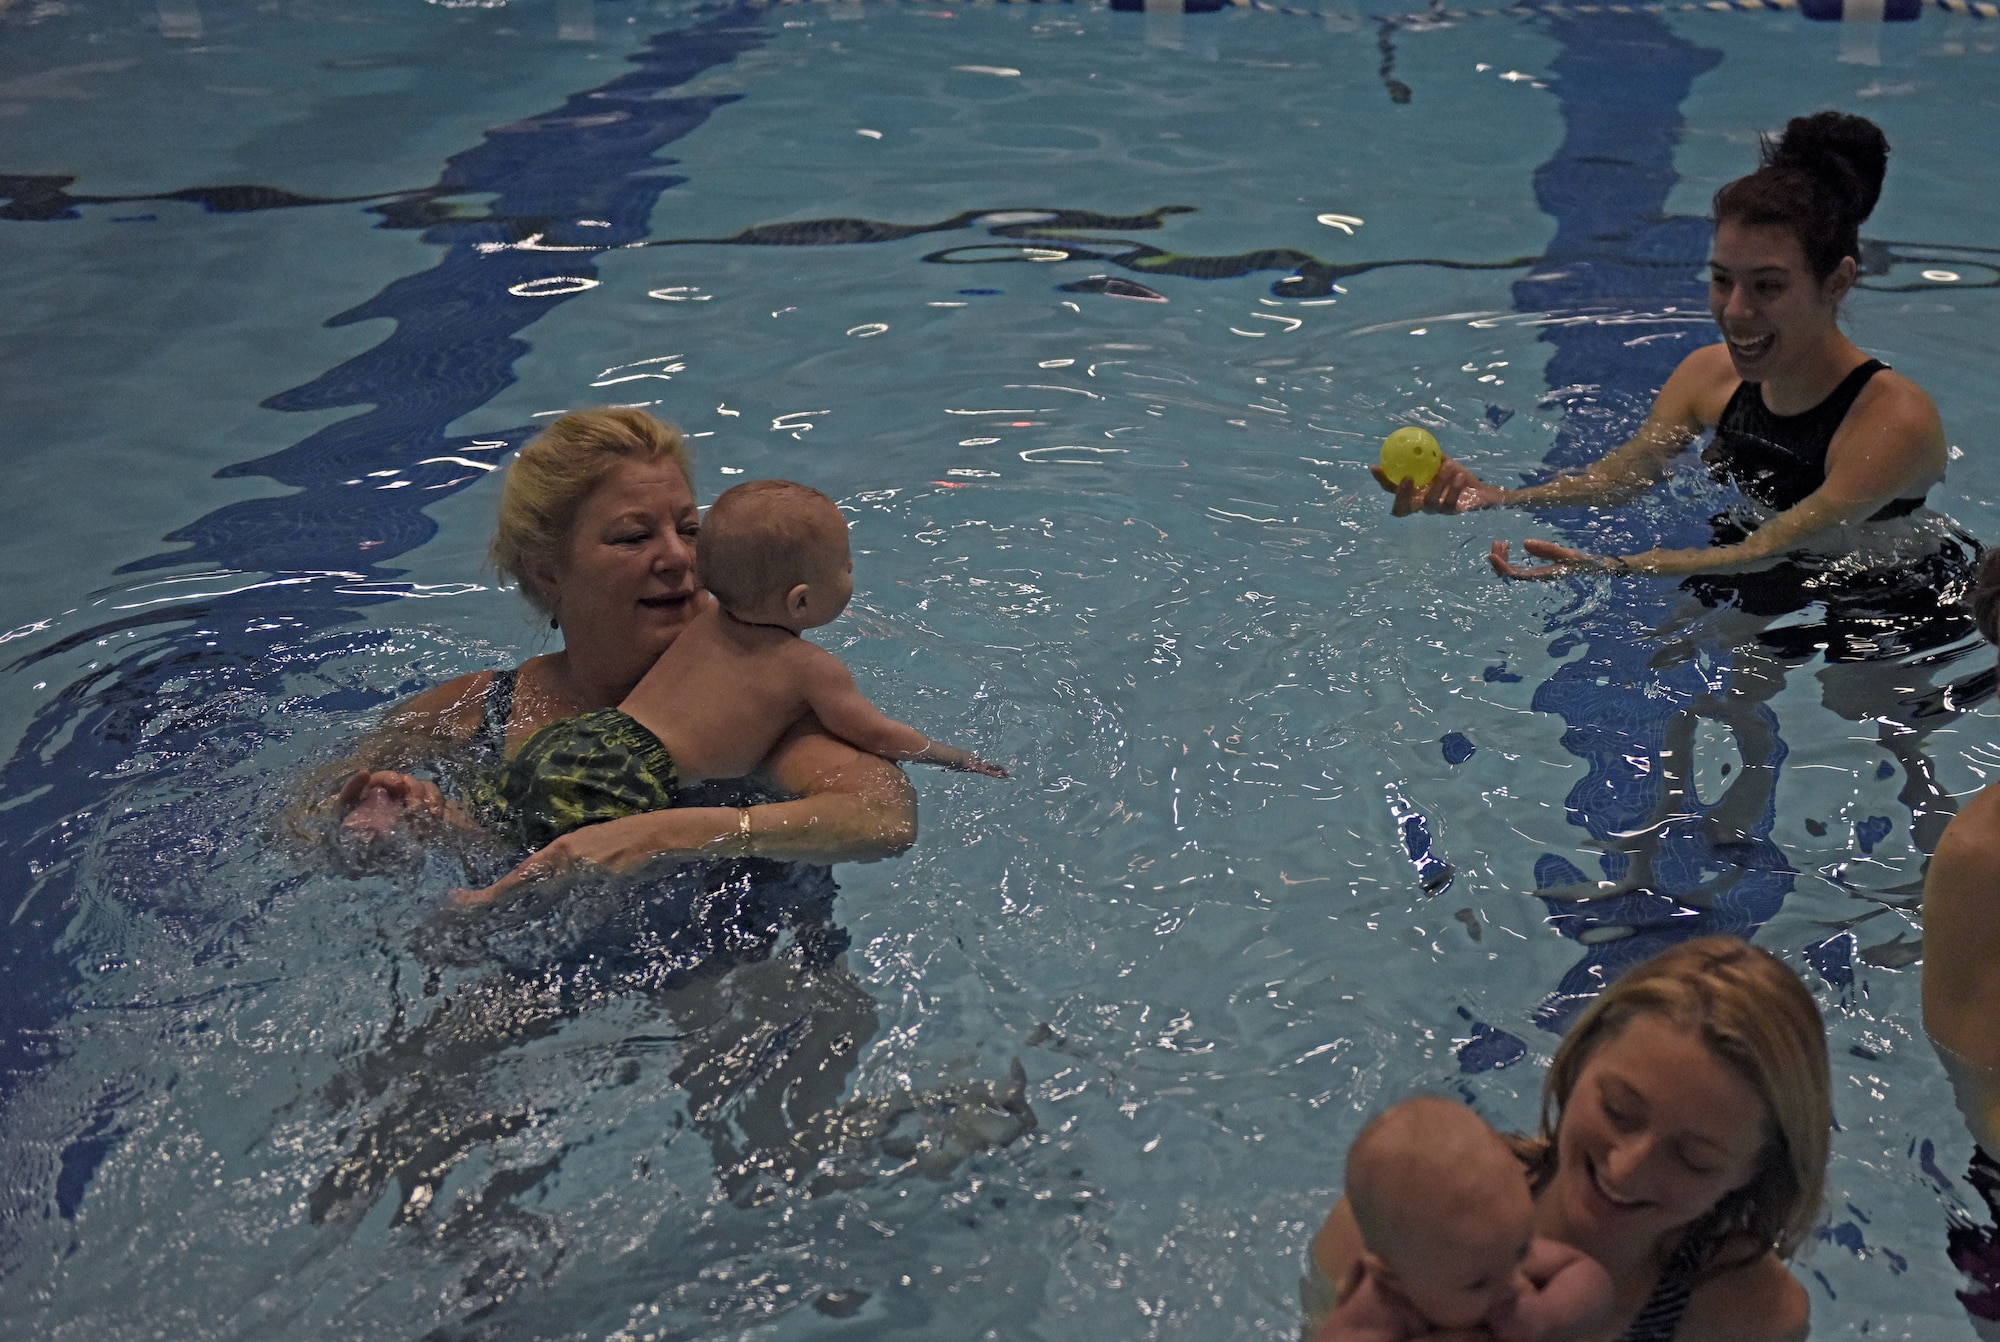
[1616,1242,1701,1342]
[1700,360,1914,518]
[1682,359,1980,663]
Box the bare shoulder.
[1309,1196,1364,1283]
[1660,342,1741,428]
[1677,1252,1807,1342]
[1849,367,1945,444]
[1924,780,2000,973]
[1938,780,2000,859]
[790,636,857,685]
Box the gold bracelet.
[736,806,754,855]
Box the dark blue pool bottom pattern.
[1504,15,1798,1029]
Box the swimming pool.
[4,0,2000,1335]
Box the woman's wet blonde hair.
[488,407,692,613]
[1526,936,1830,1270]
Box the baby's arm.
[1494,1239,1614,1342]
[797,645,1007,777]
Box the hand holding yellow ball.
[1378,427,1443,490]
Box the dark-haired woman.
[1925,550,2000,1331]
[1381,110,1978,862]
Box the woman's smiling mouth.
[1726,332,1775,362]
[1586,1157,1649,1212]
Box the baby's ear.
[785,582,813,616]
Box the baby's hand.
[918,739,1009,778]
[1492,1239,1613,1342]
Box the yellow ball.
[1379,427,1442,490]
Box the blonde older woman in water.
[324,405,916,879]
[1309,938,1830,1342]
[300,408,969,1219]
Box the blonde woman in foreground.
[1309,938,1829,1342]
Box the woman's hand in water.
[1371,455,1505,516]
[1488,539,1629,580]
[335,770,449,839]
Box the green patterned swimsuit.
[466,675,681,850]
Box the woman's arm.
[1379,344,1725,516]
[1492,368,1946,580]
[1490,488,1877,580]
[281,672,496,850]
[1925,783,2000,1149]
[448,716,918,907]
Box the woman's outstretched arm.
[1490,367,1947,580]
[1377,344,1724,516]
[448,716,918,907]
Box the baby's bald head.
[1346,1097,1531,1277]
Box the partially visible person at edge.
[1923,549,2000,1334]
[1378,110,1955,597]
[303,405,918,891]
[1307,937,1830,1342]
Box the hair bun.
[1764,110,1889,225]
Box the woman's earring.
[549,615,559,630]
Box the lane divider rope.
[719,0,1999,20]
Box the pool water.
[4,1,2000,1336]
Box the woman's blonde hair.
[1527,936,1830,1269]
[488,407,692,613]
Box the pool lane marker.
[719,0,1998,20]
[1240,0,1998,20]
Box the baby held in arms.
[623,478,1006,784]
[1318,1097,1611,1342]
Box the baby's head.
[1346,1096,1535,1330]
[697,480,852,630]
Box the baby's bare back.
[619,607,815,783]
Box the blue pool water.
[5,1,2000,1336]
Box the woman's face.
[1704,215,1856,384]
[1547,1014,1772,1249]
[1708,218,1853,383]
[545,457,702,669]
